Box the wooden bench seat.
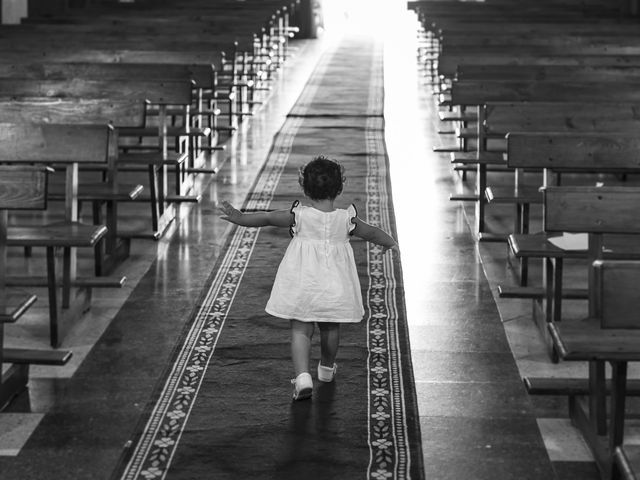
[1,344,73,410]
[47,182,144,203]
[485,186,541,204]
[5,275,126,289]
[7,222,107,248]
[439,110,477,123]
[450,151,505,165]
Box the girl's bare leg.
[318,322,340,367]
[291,320,315,376]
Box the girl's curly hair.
[298,155,346,200]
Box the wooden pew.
[443,83,640,240]
[0,78,201,239]
[0,98,146,275]
[0,165,72,409]
[496,131,640,290]
[532,258,640,479]
[0,50,245,134]
[493,127,640,206]
[1,123,126,348]
[7,1,295,121]
[513,186,640,362]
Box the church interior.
[1,0,640,479]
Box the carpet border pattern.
[364,114,412,480]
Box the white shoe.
[291,372,313,401]
[317,363,337,382]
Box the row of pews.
[409,0,640,478]
[0,0,304,411]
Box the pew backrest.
[0,78,193,105]
[593,260,640,329]
[449,80,640,106]
[543,186,640,234]
[456,65,640,82]
[0,123,114,164]
[0,62,215,89]
[507,132,640,172]
[484,102,640,135]
[438,54,640,77]
[0,98,146,127]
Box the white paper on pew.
[547,233,588,251]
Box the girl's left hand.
[383,243,399,255]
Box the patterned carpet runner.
[114,32,424,480]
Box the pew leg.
[475,163,487,234]
[610,361,628,453]
[46,246,59,349]
[62,247,71,310]
[590,361,608,436]
[516,203,530,286]
[544,257,554,321]
[148,165,161,233]
[553,258,563,323]
[519,256,529,287]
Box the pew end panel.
[0,165,72,411]
[593,260,640,329]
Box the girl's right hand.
[219,200,242,223]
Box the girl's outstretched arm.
[352,217,399,253]
[219,200,293,228]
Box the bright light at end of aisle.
[321,0,406,36]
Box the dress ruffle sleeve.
[288,200,301,238]
[347,204,358,235]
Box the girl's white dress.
[265,202,365,323]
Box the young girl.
[220,155,398,401]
